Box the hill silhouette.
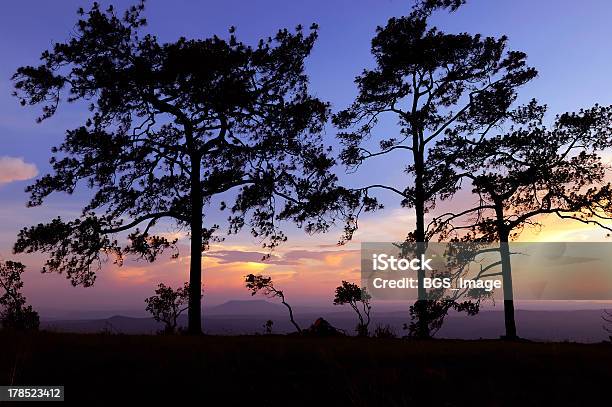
[38,307,612,342]
[206,299,288,315]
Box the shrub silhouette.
[263,320,274,335]
[603,310,612,342]
[0,260,39,330]
[245,274,301,333]
[145,282,199,334]
[333,281,371,336]
[373,324,397,339]
[404,299,478,338]
[302,317,345,337]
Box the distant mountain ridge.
[206,299,288,315]
[38,305,612,343]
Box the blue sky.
[3,0,612,206]
[2,0,612,311]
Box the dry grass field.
[1,331,611,406]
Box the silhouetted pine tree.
[333,0,536,337]
[12,3,355,334]
[432,102,612,339]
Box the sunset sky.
[2,0,612,315]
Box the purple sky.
[2,0,612,314]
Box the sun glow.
[516,214,612,242]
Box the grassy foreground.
[1,331,611,406]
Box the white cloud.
[0,156,38,185]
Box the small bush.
[0,261,39,331]
[373,324,397,339]
[145,282,201,335]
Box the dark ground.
[1,331,611,406]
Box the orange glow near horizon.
[516,214,612,243]
[11,207,612,310]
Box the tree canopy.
[334,3,536,235]
[431,102,612,338]
[12,2,355,333]
[434,102,612,243]
[333,0,536,337]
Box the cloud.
[204,250,297,265]
[0,156,38,185]
[204,248,361,267]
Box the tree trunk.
[187,155,203,335]
[282,300,301,333]
[496,206,517,340]
[412,137,430,338]
[414,143,427,300]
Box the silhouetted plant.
[333,281,371,336]
[263,319,274,335]
[404,299,478,338]
[145,282,199,334]
[245,274,301,333]
[373,324,397,339]
[333,0,536,338]
[99,320,121,336]
[11,2,356,334]
[603,310,612,342]
[432,103,612,339]
[0,260,39,330]
[302,317,345,337]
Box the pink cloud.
[204,250,297,265]
[203,248,361,268]
[0,156,38,185]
